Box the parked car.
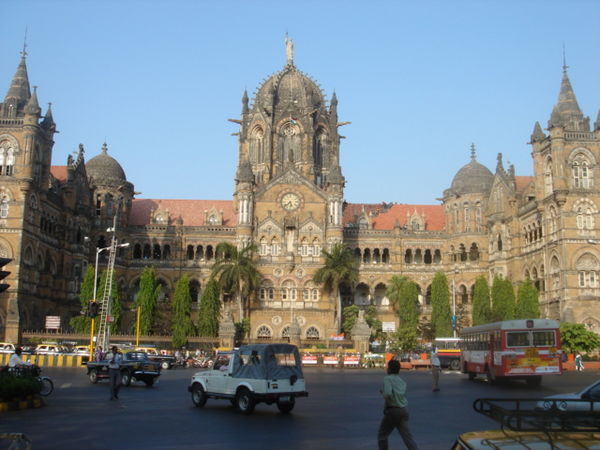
[35,344,66,355]
[86,351,161,387]
[0,342,16,354]
[135,347,176,370]
[188,343,308,415]
[72,345,91,356]
[537,378,600,411]
[453,429,600,449]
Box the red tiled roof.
[515,176,534,192]
[343,202,445,231]
[50,166,68,182]
[129,199,236,227]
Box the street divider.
[0,353,88,368]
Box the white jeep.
[188,343,308,414]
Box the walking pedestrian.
[377,359,418,450]
[575,352,584,371]
[108,346,122,400]
[431,348,441,392]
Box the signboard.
[382,322,396,332]
[343,355,360,366]
[323,355,339,365]
[301,355,318,365]
[45,316,61,330]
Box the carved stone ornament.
[273,268,283,277]
[296,315,306,326]
[272,315,282,325]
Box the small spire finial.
[21,27,28,58]
[285,33,294,65]
[562,43,568,74]
[470,143,476,160]
[102,142,108,154]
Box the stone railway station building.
[0,44,599,343]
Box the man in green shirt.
[377,359,418,450]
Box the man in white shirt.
[431,348,441,392]
[108,346,123,400]
[8,347,32,368]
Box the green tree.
[313,242,359,333]
[136,266,161,335]
[69,265,96,333]
[388,328,418,353]
[431,272,452,337]
[171,275,196,348]
[342,305,382,338]
[397,279,419,330]
[560,323,600,354]
[97,269,121,334]
[472,276,492,325]
[515,279,540,319]
[491,276,515,322]
[197,278,221,337]
[211,242,261,321]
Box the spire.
[496,152,504,173]
[331,91,338,107]
[285,33,294,66]
[241,89,249,114]
[41,102,55,130]
[470,143,476,161]
[531,121,546,142]
[236,157,254,183]
[595,110,600,132]
[548,63,588,131]
[4,51,31,106]
[24,85,41,116]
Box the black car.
[86,351,161,387]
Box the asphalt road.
[0,367,597,449]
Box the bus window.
[532,331,555,347]
[507,331,530,347]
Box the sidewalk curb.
[0,396,44,412]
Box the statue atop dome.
[285,33,294,65]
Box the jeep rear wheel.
[277,397,295,414]
[161,361,170,370]
[89,369,98,384]
[236,388,255,415]
[191,384,207,407]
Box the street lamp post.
[452,267,459,338]
[90,242,129,356]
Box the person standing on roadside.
[575,352,584,371]
[377,359,418,450]
[108,346,122,400]
[431,348,441,392]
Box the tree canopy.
[397,279,420,330]
[136,266,161,335]
[313,242,358,333]
[560,323,600,354]
[70,265,96,333]
[515,279,540,319]
[491,276,515,322]
[431,272,452,337]
[197,278,221,337]
[171,275,196,348]
[211,242,261,321]
[472,276,492,325]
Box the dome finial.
[562,43,568,74]
[21,26,28,59]
[285,33,294,66]
[470,143,476,161]
[102,142,108,154]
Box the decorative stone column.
[218,310,236,349]
[351,310,372,354]
[288,318,301,348]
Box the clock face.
[281,193,300,211]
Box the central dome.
[450,159,494,195]
[255,65,324,112]
[86,143,127,187]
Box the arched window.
[572,155,593,189]
[459,244,467,262]
[469,243,479,261]
[424,249,432,265]
[373,248,381,264]
[281,326,290,338]
[189,279,200,303]
[363,248,371,264]
[312,238,320,257]
[354,247,361,263]
[0,195,9,218]
[153,244,161,260]
[463,203,470,232]
[259,237,268,256]
[433,249,441,264]
[280,122,300,164]
[162,245,171,260]
[250,127,264,163]
[497,234,503,252]
[282,280,297,301]
[544,157,553,196]
[196,245,204,260]
[205,245,214,260]
[404,249,412,264]
[475,203,482,232]
[300,237,309,256]
[270,238,279,256]
[133,244,142,259]
[143,244,151,259]
[550,256,560,290]
[575,200,596,231]
[576,253,599,288]
[306,326,320,340]
[382,248,390,264]
[256,325,272,339]
[186,245,194,260]
[459,285,468,304]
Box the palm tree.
[313,242,359,333]
[386,275,409,313]
[210,242,261,321]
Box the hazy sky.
[1,1,599,204]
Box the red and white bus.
[460,319,562,386]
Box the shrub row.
[0,374,41,401]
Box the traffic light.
[451,315,457,330]
[87,301,99,318]
[0,257,12,294]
